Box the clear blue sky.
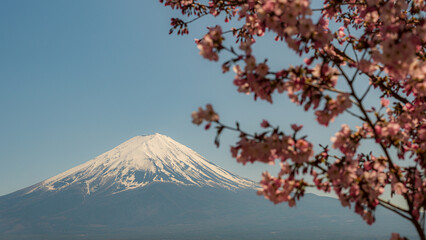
[0,0,358,196]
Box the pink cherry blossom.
[381,98,390,107]
[261,120,270,128]
[164,1,426,239]
[390,233,404,240]
[191,104,219,125]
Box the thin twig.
[185,13,208,24]
[345,109,365,120]
[379,201,412,221]
[378,198,409,213]
[360,84,373,102]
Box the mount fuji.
[0,134,415,240]
[26,133,255,196]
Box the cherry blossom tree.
[161,0,425,239]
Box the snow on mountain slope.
[27,133,256,195]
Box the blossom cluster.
[163,0,426,239]
[191,104,219,126]
[196,26,223,61]
[230,131,314,165]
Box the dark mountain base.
[0,183,417,240]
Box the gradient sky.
[0,0,369,197]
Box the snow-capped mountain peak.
[27,134,256,195]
